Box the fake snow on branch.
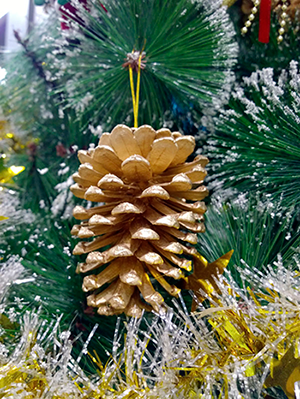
[209,61,300,211]
[51,0,238,129]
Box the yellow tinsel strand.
[222,0,238,6]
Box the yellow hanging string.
[129,67,136,121]
[135,55,142,127]
[129,53,142,128]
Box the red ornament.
[56,142,68,157]
[59,0,88,30]
[59,0,107,30]
[258,0,272,43]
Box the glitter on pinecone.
[71,124,218,317]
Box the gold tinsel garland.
[0,117,26,155]
[1,260,300,398]
[0,117,25,187]
[71,124,232,317]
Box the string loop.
[129,53,142,128]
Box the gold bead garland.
[278,0,289,42]
[225,0,293,42]
[241,0,260,35]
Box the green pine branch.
[197,195,300,285]
[227,4,300,80]
[50,0,237,129]
[208,63,300,211]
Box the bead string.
[241,0,260,35]
[278,0,289,42]
[241,0,290,43]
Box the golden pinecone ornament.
[71,124,211,317]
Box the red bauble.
[59,0,107,30]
